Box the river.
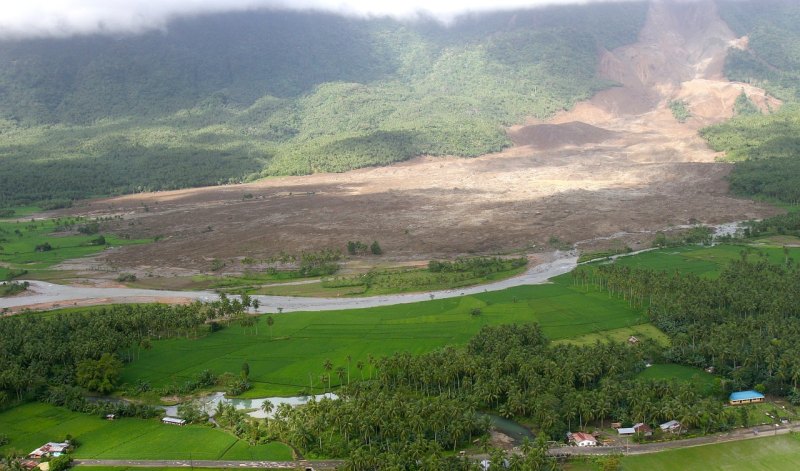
[0,221,748,313]
[0,251,579,312]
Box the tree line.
[574,256,800,396]
[0,298,256,406]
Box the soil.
[52,0,781,275]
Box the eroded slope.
[56,0,780,274]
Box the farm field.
[120,274,646,397]
[621,434,800,471]
[637,364,716,393]
[560,323,668,346]
[0,402,292,461]
[600,241,800,278]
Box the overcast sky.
[0,0,628,39]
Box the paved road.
[549,423,800,456]
[1,252,579,313]
[74,459,343,469]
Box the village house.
[616,427,636,436]
[568,432,598,447]
[161,416,187,426]
[633,423,653,437]
[627,336,640,345]
[729,390,765,406]
[27,442,70,460]
[660,420,682,433]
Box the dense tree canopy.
[0,3,648,206]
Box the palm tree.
[261,400,274,418]
[267,316,275,340]
[336,366,347,388]
[322,359,333,392]
[356,360,365,380]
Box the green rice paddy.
[120,274,647,397]
[637,364,717,393]
[0,402,292,460]
[621,434,800,471]
[603,241,800,278]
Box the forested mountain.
[704,0,800,203]
[0,3,648,206]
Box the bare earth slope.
[58,0,779,274]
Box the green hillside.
[0,3,648,206]
[704,1,800,203]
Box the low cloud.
[0,0,632,39]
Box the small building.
[105,414,117,420]
[610,422,622,429]
[27,442,70,459]
[660,420,682,433]
[568,432,597,447]
[162,416,187,426]
[633,423,653,437]
[628,336,640,345]
[730,390,765,406]
[617,427,636,436]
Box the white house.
[617,427,636,436]
[660,420,682,433]
[162,416,187,426]
[569,432,597,447]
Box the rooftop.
[730,390,765,401]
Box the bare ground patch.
[50,0,781,275]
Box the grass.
[0,402,292,460]
[637,364,716,393]
[560,323,669,346]
[119,273,646,397]
[600,243,800,279]
[0,218,150,275]
[128,263,527,297]
[621,434,800,471]
[0,206,41,219]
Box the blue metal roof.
[730,390,765,401]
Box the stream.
[163,392,338,419]
[486,414,535,446]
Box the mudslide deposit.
[55,0,780,276]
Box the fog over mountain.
[2,0,640,38]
